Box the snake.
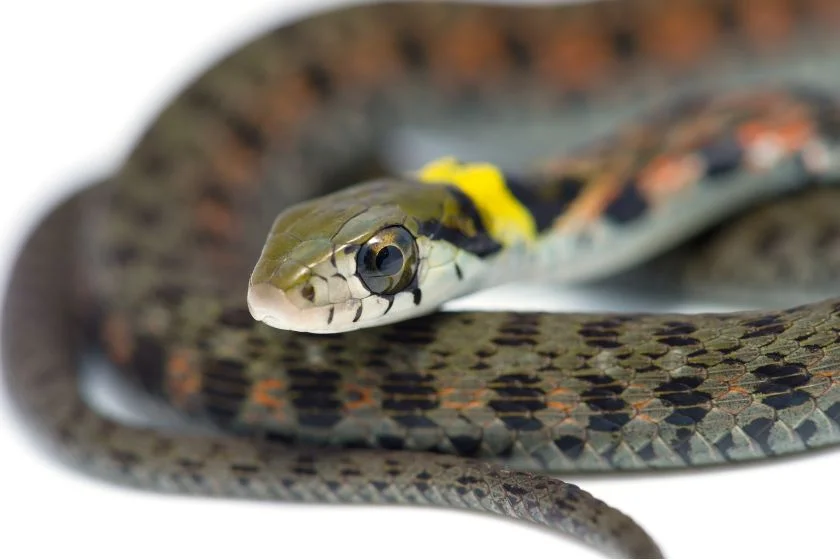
[5,0,840,557]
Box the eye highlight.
[356,225,418,295]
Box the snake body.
[5,1,840,557]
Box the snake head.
[248,176,501,333]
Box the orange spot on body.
[439,387,489,410]
[343,383,376,411]
[737,113,815,169]
[536,27,614,91]
[195,198,237,239]
[102,313,133,365]
[638,154,704,198]
[429,15,507,87]
[165,349,202,409]
[640,2,719,67]
[251,378,287,407]
[738,0,795,49]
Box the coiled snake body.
[5,1,840,557]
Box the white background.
[1,1,837,558]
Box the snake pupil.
[374,246,403,275]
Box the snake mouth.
[247,282,329,333]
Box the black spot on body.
[715,432,736,457]
[377,434,405,450]
[448,435,481,456]
[659,336,700,347]
[699,136,743,178]
[603,180,648,223]
[506,175,586,232]
[303,63,333,97]
[397,35,427,68]
[636,443,656,462]
[581,387,626,412]
[741,324,786,339]
[108,244,140,265]
[824,402,840,424]
[555,435,585,460]
[225,114,265,151]
[131,335,166,393]
[219,307,254,329]
[795,419,818,443]
[502,483,529,496]
[665,407,709,425]
[588,413,630,432]
[392,414,437,428]
[612,28,637,59]
[753,363,810,389]
[757,386,811,410]
[155,284,186,306]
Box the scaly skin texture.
[5,1,840,557]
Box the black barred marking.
[506,175,586,232]
[327,306,335,325]
[352,305,363,323]
[418,187,503,257]
[287,368,342,429]
[454,263,463,280]
[488,373,546,431]
[412,289,422,305]
[381,372,438,412]
[603,180,648,224]
[655,378,712,426]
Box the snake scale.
[6,0,840,557]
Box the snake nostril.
[301,283,315,303]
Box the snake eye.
[356,225,418,295]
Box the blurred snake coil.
[7,1,840,557]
